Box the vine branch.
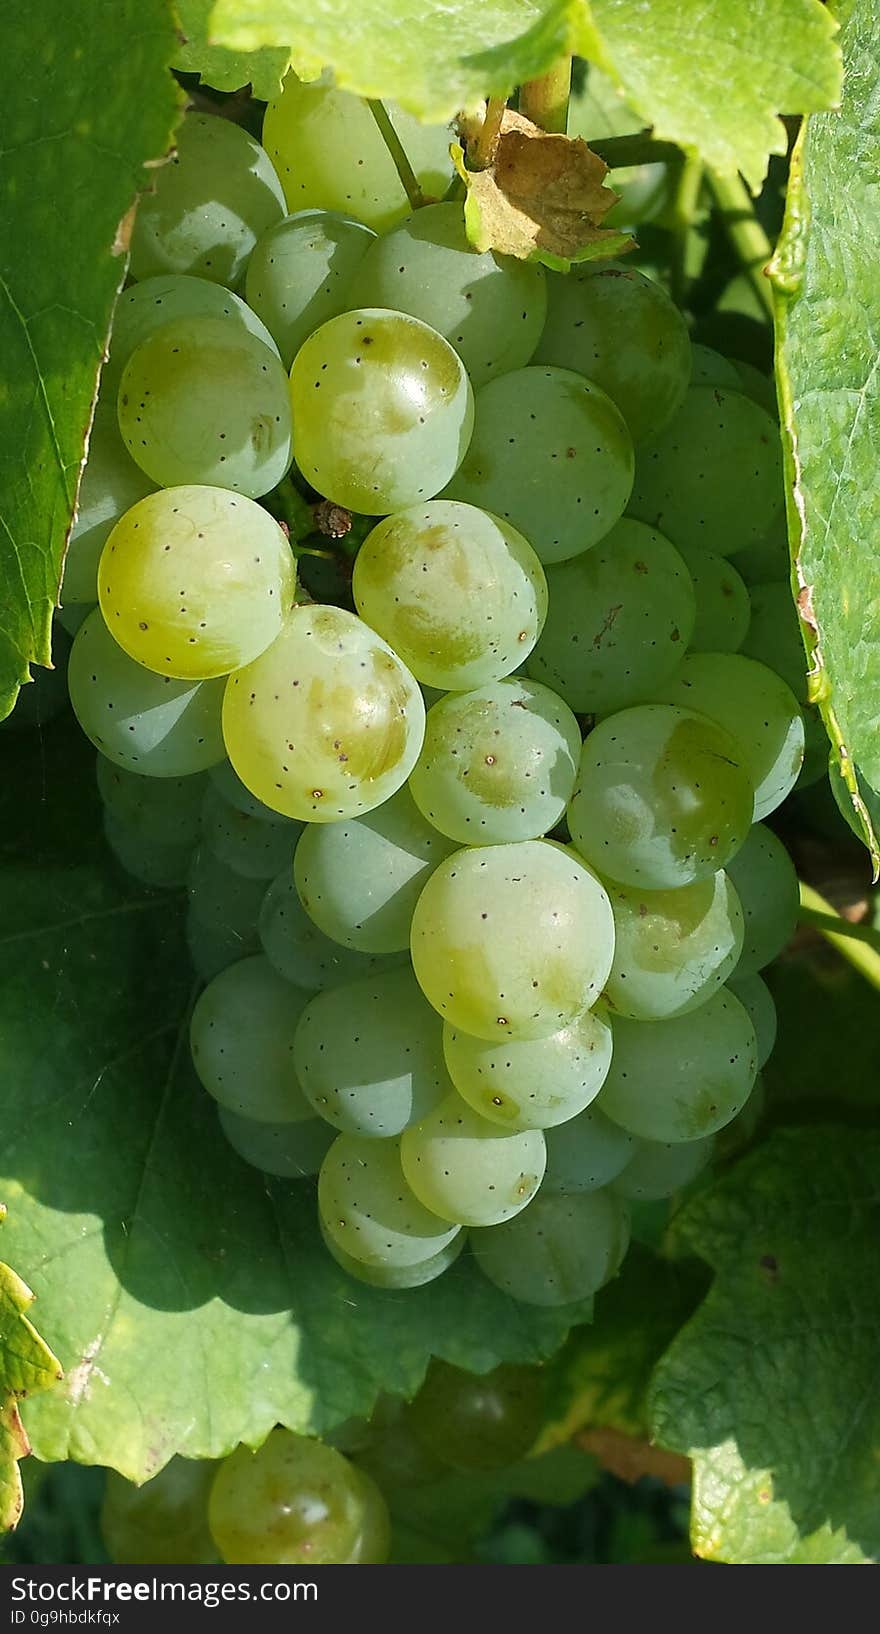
[707,169,775,317]
[589,134,682,168]
[798,881,880,992]
[468,95,506,171]
[367,100,425,210]
[519,60,571,134]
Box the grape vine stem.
[798,881,880,992]
[367,100,425,210]
[590,134,682,168]
[468,96,507,170]
[707,170,775,318]
[519,60,571,134]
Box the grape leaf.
[772,0,880,853]
[650,1128,880,1564]
[175,0,290,99]
[0,0,181,724]
[209,0,595,121]
[0,1220,63,1533]
[764,941,880,1123]
[585,0,842,191]
[1,720,593,1484]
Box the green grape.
[443,1002,612,1131]
[351,501,548,692]
[190,955,314,1122]
[103,274,280,398]
[245,209,375,369]
[202,786,300,880]
[118,318,293,498]
[320,1220,465,1291]
[186,906,256,981]
[222,604,426,822]
[99,486,295,680]
[63,402,156,603]
[318,1134,461,1268]
[259,868,406,988]
[209,758,291,825]
[611,1135,715,1200]
[356,1396,449,1488]
[290,308,474,514]
[400,1091,546,1226]
[627,384,783,556]
[740,581,809,701]
[208,1429,391,1565]
[472,1189,631,1308]
[567,704,754,889]
[542,1103,636,1194]
[130,110,285,286]
[408,677,581,846]
[689,343,741,388]
[535,263,690,443]
[187,847,267,944]
[96,755,206,846]
[653,652,804,820]
[347,202,547,388]
[407,1361,544,1473]
[524,518,695,713]
[443,366,634,565]
[600,987,757,1142]
[294,967,451,1137]
[68,609,226,776]
[410,840,615,1041]
[674,543,751,653]
[728,973,777,1068]
[103,809,193,888]
[729,509,789,585]
[603,871,744,1020]
[218,1106,335,1178]
[725,823,799,976]
[715,1070,766,1159]
[101,1458,218,1566]
[733,359,778,418]
[293,786,457,955]
[262,76,452,233]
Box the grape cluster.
[60,82,806,1313]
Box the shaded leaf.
[175,0,290,99]
[0,1219,63,1533]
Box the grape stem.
[798,881,880,991]
[468,96,507,170]
[367,100,426,210]
[707,169,775,318]
[590,133,682,168]
[670,152,704,307]
[519,60,571,133]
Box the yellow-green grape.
[725,823,799,976]
[728,973,777,1067]
[318,1134,461,1269]
[406,1361,545,1473]
[674,543,751,653]
[63,402,156,603]
[218,1107,335,1178]
[536,263,691,443]
[443,366,634,565]
[101,1458,218,1565]
[222,605,426,822]
[542,1103,637,1194]
[202,785,300,880]
[130,111,285,286]
[103,274,280,398]
[245,209,375,369]
[103,809,193,889]
[347,202,547,388]
[320,1218,465,1290]
[352,501,548,691]
[729,509,789,585]
[262,77,452,233]
[259,867,406,989]
[96,755,206,846]
[689,343,742,388]
[68,609,225,776]
[293,786,457,954]
[471,1190,631,1308]
[189,954,314,1122]
[400,1092,546,1226]
[408,677,581,845]
[210,758,293,824]
[409,840,615,1041]
[187,847,267,944]
[524,518,695,713]
[628,385,783,556]
[290,309,474,514]
[653,652,804,820]
[294,967,451,1137]
[567,704,754,889]
[611,1134,716,1200]
[99,487,295,680]
[443,1002,612,1131]
[208,1430,391,1565]
[118,319,293,498]
[600,987,757,1142]
[603,872,744,1020]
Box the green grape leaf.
[0,0,181,724]
[209,0,595,121]
[2,721,593,1485]
[772,0,880,859]
[764,942,880,1123]
[650,1128,880,1564]
[0,1219,63,1533]
[175,0,290,99]
[584,0,842,191]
